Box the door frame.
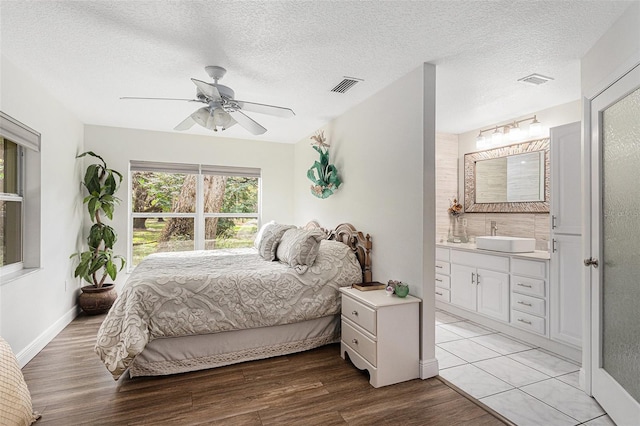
[583,62,640,424]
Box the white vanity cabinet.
[550,234,583,347]
[435,247,451,302]
[549,121,583,348]
[339,288,420,388]
[449,250,510,322]
[511,258,549,336]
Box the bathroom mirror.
[464,138,549,213]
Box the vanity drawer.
[512,275,546,298]
[435,287,450,302]
[511,258,547,279]
[511,310,546,335]
[342,296,376,335]
[436,247,450,262]
[512,293,546,317]
[435,274,450,289]
[451,250,509,273]
[435,260,450,275]
[342,320,377,366]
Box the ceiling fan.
[121,66,295,135]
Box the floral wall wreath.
[307,131,342,199]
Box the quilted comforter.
[95,240,362,379]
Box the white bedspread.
[95,240,362,379]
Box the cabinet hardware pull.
[352,338,358,345]
[552,215,557,229]
[552,239,557,253]
[517,301,533,307]
[517,283,532,288]
[435,278,442,282]
[351,310,358,316]
[471,272,476,284]
[436,265,443,269]
[517,318,532,325]
[477,274,481,285]
[435,291,443,296]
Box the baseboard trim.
[16,305,80,368]
[420,357,439,379]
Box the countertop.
[436,241,551,260]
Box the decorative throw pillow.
[257,223,295,261]
[253,220,276,250]
[276,228,327,273]
[0,337,40,425]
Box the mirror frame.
[464,138,550,213]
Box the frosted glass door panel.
[601,86,640,402]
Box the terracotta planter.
[78,284,117,315]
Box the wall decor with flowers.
[307,131,342,199]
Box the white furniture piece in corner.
[550,121,583,348]
[339,287,420,388]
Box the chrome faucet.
[490,221,498,236]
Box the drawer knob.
[435,291,443,296]
[517,318,533,325]
[352,338,358,345]
[517,301,533,307]
[351,310,358,316]
[517,283,532,288]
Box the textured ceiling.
[0,1,633,143]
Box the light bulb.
[529,116,543,137]
[491,128,503,145]
[476,134,488,149]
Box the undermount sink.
[475,236,536,253]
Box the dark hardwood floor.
[22,314,506,425]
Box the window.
[129,161,260,266]
[0,112,40,277]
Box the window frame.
[0,112,40,279]
[128,161,261,270]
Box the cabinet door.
[550,234,582,347]
[551,122,582,235]
[450,264,477,311]
[477,269,510,322]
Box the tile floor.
[435,310,615,426]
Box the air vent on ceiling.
[330,77,363,93]
[518,73,554,85]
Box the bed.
[95,222,372,379]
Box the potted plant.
[71,151,125,314]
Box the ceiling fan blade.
[234,100,295,118]
[120,96,202,102]
[174,115,196,131]
[191,79,221,100]
[228,110,267,135]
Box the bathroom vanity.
[435,242,581,361]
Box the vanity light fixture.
[475,115,542,149]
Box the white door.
[476,269,509,322]
[588,63,640,425]
[450,264,477,311]
[550,122,582,235]
[550,233,582,348]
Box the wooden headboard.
[304,221,372,283]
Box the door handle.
[552,239,557,253]
[551,215,557,229]
[471,272,475,284]
[584,258,599,268]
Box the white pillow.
[257,223,295,261]
[276,228,326,274]
[253,220,275,250]
[0,337,40,425]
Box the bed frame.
[127,222,372,378]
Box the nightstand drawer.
[512,275,546,298]
[342,320,377,366]
[435,274,450,289]
[511,310,545,335]
[512,293,545,317]
[435,260,450,275]
[435,288,450,302]
[342,296,376,335]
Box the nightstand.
[339,287,421,388]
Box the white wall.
[0,56,85,364]
[292,64,438,376]
[83,125,295,287]
[581,1,640,98]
